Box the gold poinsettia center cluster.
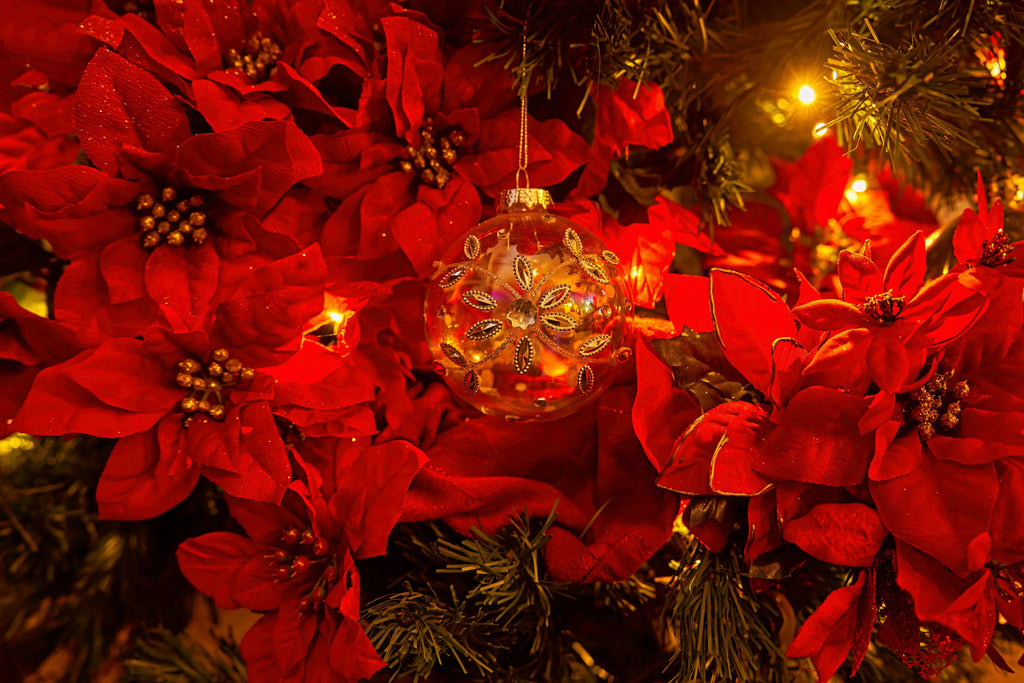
[136,187,208,248]
[226,32,282,82]
[176,348,254,427]
[906,369,968,441]
[981,230,1014,267]
[400,116,466,190]
[862,291,905,325]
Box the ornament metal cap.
[497,188,552,213]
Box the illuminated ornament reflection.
[424,189,631,421]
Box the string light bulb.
[797,85,816,105]
[813,122,829,136]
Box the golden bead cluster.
[175,348,254,427]
[226,33,282,82]
[399,117,465,189]
[136,187,208,248]
[907,370,969,441]
[862,291,906,325]
[981,230,1015,267]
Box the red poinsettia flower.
[9,248,327,519]
[952,173,1024,336]
[866,315,1024,657]
[793,232,987,394]
[0,49,323,343]
[80,0,377,131]
[307,18,589,277]
[401,384,680,583]
[569,77,674,199]
[177,440,427,683]
[787,568,876,681]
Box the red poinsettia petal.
[0,166,138,259]
[329,614,386,681]
[13,342,176,437]
[272,598,320,674]
[646,197,723,256]
[800,327,872,393]
[871,458,998,574]
[783,503,885,566]
[787,571,872,681]
[869,429,924,481]
[391,176,482,278]
[175,121,323,214]
[212,246,327,366]
[73,48,191,173]
[867,334,909,393]
[991,460,1024,566]
[192,402,291,504]
[709,269,797,395]
[896,541,996,657]
[709,405,774,496]
[96,414,199,520]
[144,243,221,332]
[755,387,872,486]
[659,402,767,496]
[791,299,864,331]
[328,440,428,558]
[176,532,287,611]
[664,274,713,333]
[882,232,926,299]
[632,339,701,470]
[768,337,806,409]
[953,208,985,265]
[837,249,883,303]
[381,15,443,139]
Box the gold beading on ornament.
[437,228,619,399]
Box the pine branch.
[662,533,782,683]
[363,585,503,680]
[123,627,247,683]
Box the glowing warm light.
[851,178,868,193]
[327,310,345,323]
[1016,188,1024,202]
[797,85,816,105]
[630,266,641,280]
[831,69,838,80]
[813,122,829,137]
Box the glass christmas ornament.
[424,188,632,421]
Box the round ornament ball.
[424,188,632,421]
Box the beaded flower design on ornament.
[436,227,621,398]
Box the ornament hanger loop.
[515,31,530,190]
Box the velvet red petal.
[710,268,796,395]
[328,440,428,558]
[787,571,873,681]
[176,532,286,610]
[837,249,883,303]
[871,458,998,574]
[95,414,199,520]
[664,274,713,333]
[175,121,323,215]
[791,299,864,331]
[632,339,701,471]
[212,246,327,367]
[783,503,886,566]
[382,15,443,139]
[755,387,871,486]
[73,48,191,173]
[882,232,926,299]
[896,542,996,657]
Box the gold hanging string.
[515,32,530,190]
